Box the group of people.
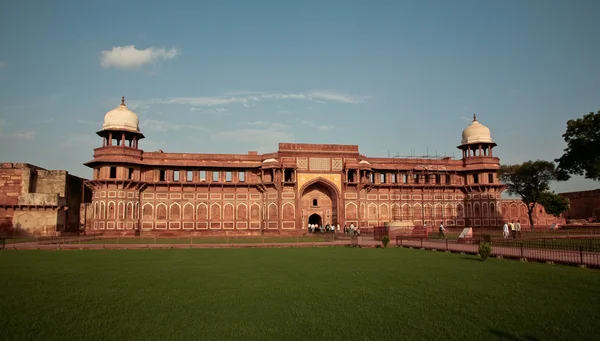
[307,223,362,236]
[308,223,338,233]
[502,220,522,239]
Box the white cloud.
[0,120,35,140]
[34,118,54,124]
[76,119,101,125]
[306,91,366,104]
[134,90,368,109]
[211,121,293,146]
[141,119,208,132]
[61,133,97,148]
[301,120,333,131]
[0,61,6,68]
[12,130,35,139]
[99,45,180,69]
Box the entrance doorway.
[308,213,322,227]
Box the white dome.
[461,114,493,145]
[102,97,140,133]
[359,160,371,165]
[263,158,278,163]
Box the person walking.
[515,220,522,238]
[439,222,446,239]
[509,220,516,239]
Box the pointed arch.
[391,203,401,220]
[183,203,194,220]
[237,203,248,220]
[368,203,377,220]
[282,202,295,220]
[345,202,358,220]
[100,201,106,219]
[445,204,453,219]
[142,203,153,220]
[250,203,261,220]
[268,203,278,220]
[169,202,181,220]
[413,203,422,219]
[156,203,167,220]
[107,201,116,220]
[401,204,411,219]
[457,203,464,218]
[482,202,488,217]
[434,204,443,218]
[473,202,480,217]
[118,201,125,220]
[379,203,389,220]
[223,203,234,220]
[126,202,133,219]
[196,203,208,221]
[210,203,221,220]
[510,203,518,217]
[299,177,341,200]
[489,202,496,217]
[424,204,433,219]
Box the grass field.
[1,248,599,340]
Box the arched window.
[312,199,318,206]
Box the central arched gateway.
[299,178,340,229]
[308,213,322,226]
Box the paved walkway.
[4,237,599,267]
[396,239,600,267]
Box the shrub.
[479,242,492,261]
[382,235,390,248]
[482,234,492,243]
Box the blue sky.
[0,0,598,194]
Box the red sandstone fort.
[2,97,596,236]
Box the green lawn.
[1,248,599,341]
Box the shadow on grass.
[461,256,483,262]
[489,328,541,341]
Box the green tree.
[538,192,570,217]
[555,110,600,181]
[498,160,557,229]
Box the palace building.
[80,97,563,235]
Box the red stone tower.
[457,114,504,227]
[84,97,145,231]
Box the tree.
[498,160,557,229]
[555,110,600,181]
[538,192,570,217]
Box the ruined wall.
[12,210,60,236]
[498,199,565,228]
[0,163,90,236]
[560,189,600,220]
[65,174,90,232]
[0,163,24,206]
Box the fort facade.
[79,97,562,235]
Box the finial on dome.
[473,113,477,121]
[121,96,125,106]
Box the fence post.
[421,238,423,249]
[580,246,584,264]
[520,242,524,258]
[446,238,448,251]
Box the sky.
[0,0,599,195]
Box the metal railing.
[395,235,600,268]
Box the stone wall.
[0,163,90,236]
[560,189,600,220]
